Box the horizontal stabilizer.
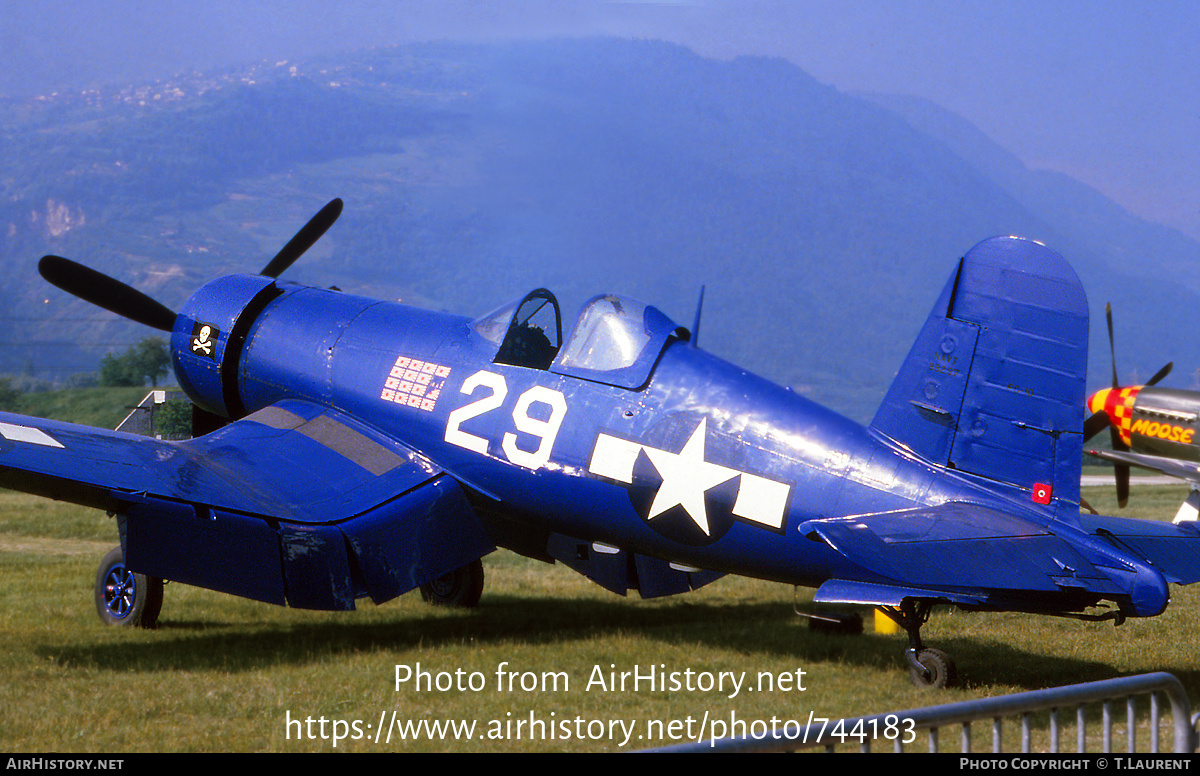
[800,502,1122,597]
[1081,513,1200,585]
[813,579,985,608]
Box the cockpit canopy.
[474,290,682,389]
[483,288,562,371]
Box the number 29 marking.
[444,370,568,470]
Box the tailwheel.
[419,559,484,608]
[880,599,957,689]
[908,647,957,689]
[95,546,163,628]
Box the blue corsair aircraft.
[7,200,1200,688]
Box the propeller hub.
[1090,384,1143,447]
[1086,387,1111,415]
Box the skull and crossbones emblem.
[190,322,218,360]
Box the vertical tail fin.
[870,237,1089,508]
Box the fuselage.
[170,277,1067,593]
[29,220,1189,653]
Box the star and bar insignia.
[588,417,791,545]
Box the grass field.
[2,484,1199,753]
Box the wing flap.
[122,474,495,610]
[122,495,290,606]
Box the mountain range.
[1,38,1195,422]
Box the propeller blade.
[1106,302,1118,389]
[1099,302,1166,508]
[38,255,176,332]
[1109,424,1131,508]
[1082,410,1110,442]
[1114,462,1130,508]
[1147,361,1173,386]
[259,198,343,278]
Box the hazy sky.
[5,0,1198,239]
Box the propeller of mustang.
[38,198,343,330]
[1082,302,1172,507]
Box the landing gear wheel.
[880,599,959,688]
[95,546,163,628]
[419,559,484,608]
[909,647,957,689]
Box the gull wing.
[0,400,494,609]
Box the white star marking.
[641,418,737,535]
[588,418,792,536]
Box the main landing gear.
[95,546,163,628]
[419,559,485,608]
[878,599,957,689]
[91,548,485,625]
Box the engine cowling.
[171,274,282,419]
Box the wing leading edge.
[1085,448,1200,526]
[1087,448,1200,486]
[0,400,494,610]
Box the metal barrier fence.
[114,389,191,439]
[651,672,1196,753]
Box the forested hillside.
[3,39,1196,420]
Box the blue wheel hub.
[102,564,137,620]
